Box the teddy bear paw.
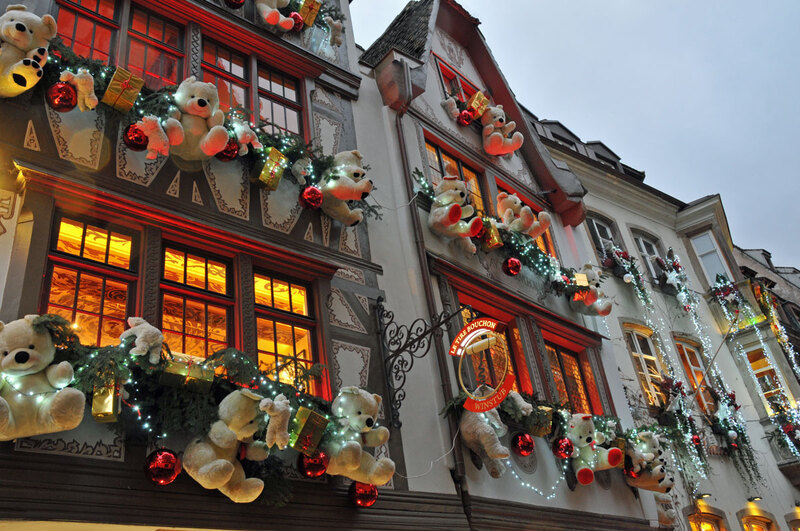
[576,467,594,485]
[607,447,623,468]
[201,125,230,156]
[370,457,396,486]
[338,441,363,470]
[28,47,49,67]
[198,459,235,488]
[347,209,364,227]
[487,459,506,478]
[49,388,85,430]
[228,477,264,503]
[11,58,43,89]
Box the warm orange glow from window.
[257,317,316,394]
[163,248,227,295]
[254,273,308,316]
[161,293,227,358]
[56,217,133,269]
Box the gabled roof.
[360,0,436,68]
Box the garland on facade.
[753,282,800,373]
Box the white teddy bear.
[231,119,263,156]
[566,413,623,485]
[135,116,170,160]
[481,104,524,157]
[320,150,373,226]
[0,315,85,441]
[460,388,532,478]
[323,386,395,486]
[428,173,483,254]
[440,96,460,120]
[119,317,163,365]
[259,393,291,450]
[569,264,612,317]
[164,76,230,161]
[495,191,551,240]
[183,389,270,503]
[0,5,56,98]
[624,431,674,493]
[291,157,312,185]
[59,68,98,112]
[325,16,344,46]
[255,0,296,32]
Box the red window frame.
[257,64,302,136]
[56,0,119,64]
[545,342,603,414]
[496,181,557,258]
[126,6,184,90]
[425,139,486,215]
[201,38,251,116]
[432,53,479,102]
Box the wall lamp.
[748,496,762,502]
[697,493,711,499]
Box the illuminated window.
[691,232,732,286]
[126,7,183,90]
[688,514,722,531]
[625,328,667,407]
[258,64,302,135]
[546,343,603,414]
[676,340,714,414]
[496,183,557,258]
[161,247,230,358]
[433,53,478,102]
[634,235,660,280]
[46,215,136,346]
[202,40,249,115]
[426,140,485,214]
[254,273,319,395]
[742,516,773,531]
[56,0,117,64]
[747,347,793,415]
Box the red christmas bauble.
[730,442,738,450]
[123,123,149,151]
[224,0,245,8]
[457,110,473,127]
[349,481,378,507]
[503,257,522,276]
[299,186,323,210]
[298,450,330,478]
[783,424,795,434]
[290,12,305,31]
[552,437,573,460]
[144,448,182,485]
[512,433,535,457]
[691,434,701,447]
[46,81,78,112]
[215,137,240,161]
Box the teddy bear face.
[218,389,264,441]
[497,191,522,215]
[638,432,665,460]
[581,265,602,289]
[174,76,220,119]
[0,6,57,52]
[480,105,507,128]
[0,316,55,377]
[332,386,382,433]
[434,178,469,206]
[332,150,367,181]
[567,414,596,448]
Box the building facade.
[1,0,800,530]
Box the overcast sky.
[350,0,800,268]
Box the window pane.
[691,233,716,255]
[101,318,125,347]
[83,225,108,263]
[295,326,311,360]
[290,284,308,316]
[161,294,184,332]
[207,304,227,342]
[49,266,78,308]
[700,252,728,282]
[77,273,103,314]
[184,299,206,338]
[581,356,603,415]
[186,255,206,290]
[103,279,128,318]
[254,274,273,307]
[561,352,591,413]
[107,232,132,269]
[273,279,291,312]
[275,322,294,356]
[75,313,100,345]
[164,248,185,283]
[57,218,84,256]
[257,317,276,353]
[426,143,443,185]
[207,260,227,294]
[547,345,568,405]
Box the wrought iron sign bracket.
[375,296,469,428]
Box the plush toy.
[183,389,270,503]
[0,5,56,99]
[231,119,262,156]
[320,150,373,226]
[481,104,524,157]
[119,317,163,365]
[255,0,295,32]
[495,191,551,240]
[624,431,673,493]
[655,493,677,526]
[440,97,460,119]
[135,116,170,160]
[569,264,613,317]
[325,16,344,46]
[259,393,291,450]
[0,315,85,441]
[566,413,623,485]
[459,388,532,478]
[323,386,395,486]
[164,76,230,161]
[291,157,312,185]
[59,68,98,112]
[428,174,483,254]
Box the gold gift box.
[529,406,553,438]
[92,382,120,423]
[467,92,489,117]
[299,0,322,27]
[159,352,214,393]
[100,67,144,113]
[289,406,330,456]
[481,219,503,251]
[259,148,288,191]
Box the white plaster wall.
[0,195,21,305]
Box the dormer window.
[433,53,479,102]
[552,133,577,151]
[595,153,618,169]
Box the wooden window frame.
[425,139,487,215]
[746,346,794,415]
[257,63,303,136]
[585,213,621,260]
[675,338,714,414]
[633,233,661,280]
[624,325,667,407]
[495,180,557,258]
[56,0,120,64]
[545,342,603,414]
[201,37,251,116]
[432,52,479,102]
[690,231,734,285]
[126,5,185,90]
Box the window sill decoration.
[440,91,524,157]
[4,24,382,227]
[0,313,393,507]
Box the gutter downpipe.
[393,103,467,490]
